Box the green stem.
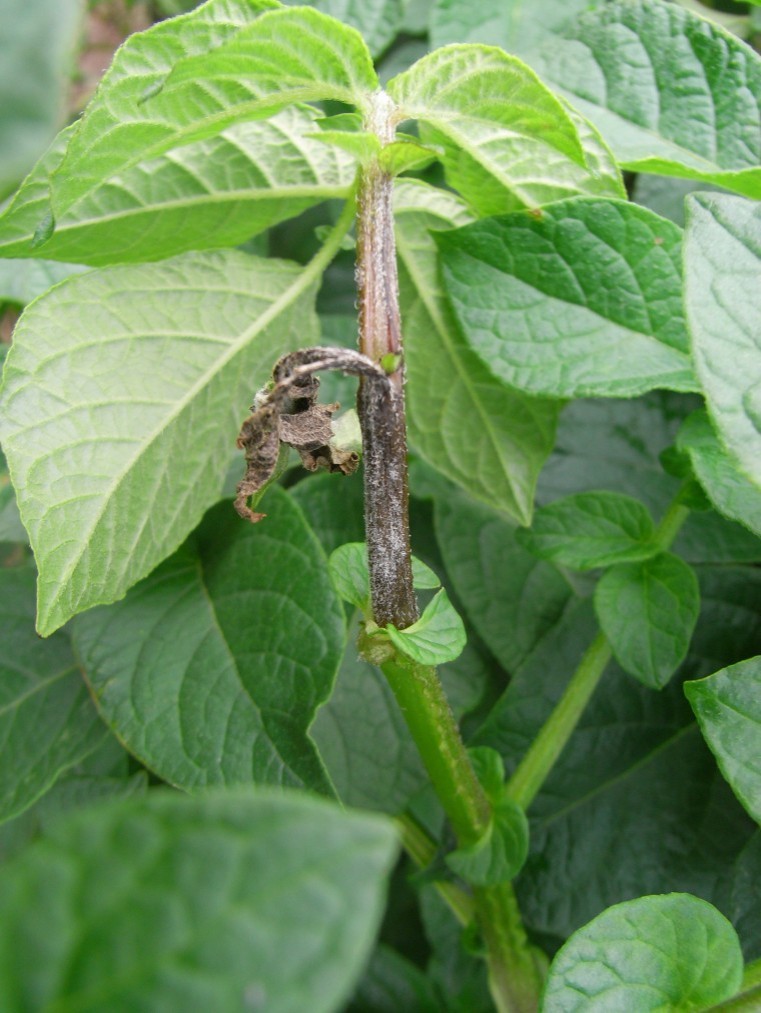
[506,631,612,810]
[476,884,548,1013]
[654,499,690,548]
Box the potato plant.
[0,0,760,1009]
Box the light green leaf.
[282,0,404,58]
[0,446,28,544]
[438,198,696,399]
[0,249,319,635]
[378,139,440,176]
[430,0,589,55]
[684,193,761,488]
[678,409,761,539]
[686,657,761,825]
[468,746,505,803]
[386,588,466,666]
[0,788,398,1012]
[446,796,529,887]
[387,45,623,214]
[395,180,561,525]
[73,489,345,795]
[595,552,700,690]
[532,0,761,198]
[0,105,357,266]
[517,491,658,571]
[328,541,440,611]
[0,259,86,302]
[434,488,572,673]
[0,0,82,199]
[543,893,744,1011]
[311,127,380,162]
[0,566,106,824]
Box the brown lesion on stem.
[356,90,417,630]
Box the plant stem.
[395,813,474,925]
[654,498,690,548]
[476,884,548,1013]
[356,90,417,629]
[506,631,612,809]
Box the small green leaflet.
[532,0,761,198]
[684,193,761,489]
[0,788,398,1012]
[446,795,529,887]
[595,553,700,690]
[686,657,761,826]
[387,45,623,214]
[516,491,658,571]
[329,541,440,613]
[677,409,761,539]
[437,198,696,399]
[542,893,744,1011]
[386,589,466,667]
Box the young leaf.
[686,657,761,825]
[395,180,561,525]
[438,198,696,399]
[0,106,357,266]
[73,490,345,796]
[0,566,106,824]
[677,409,761,538]
[387,46,624,215]
[328,541,440,612]
[446,797,529,887]
[517,491,658,571]
[0,249,320,636]
[386,588,466,666]
[532,0,761,198]
[49,4,377,225]
[378,139,440,176]
[0,788,398,1012]
[543,894,744,1011]
[594,552,700,690]
[684,193,761,489]
[434,488,572,673]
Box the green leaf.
[446,796,529,886]
[73,490,345,795]
[290,470,365,556]
[0,249,319,635]
[543,893,744,1011]
[282,0,404,58]
[517,491,658,571]
[678,409,761,539]
[468,746,505,803]
[0,0,82,199]
[312,127,380,162]
[387,46,624,214]
[0,788,398,1011]
[395,180,561,525]
[477,567,761,940]
[434,488,573,673]
[438,198,696,399]
[684,193,761,488]
[0,105,357,266]
[0,447,28,544]
[430,0,589,56]
[386,588,466,666]
[349,944,440,1013]
[0,259,86,303]
[731,832,761,960]
[532,0,761,198]
[312,629,427,813]
[378,139,440,176]
[686,657,761,826]
[0,566,106,824]
[328,541,440,611]
[595,552,701,690]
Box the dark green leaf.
[0,249,319,635]
[686,657,761,825]
[438,199,695,399]
[434,489,573,673]
[533,0,761,197]
[290,470,365,556]
[73,490,345,796]
[684,193,761,488]
[396,180,561,525]
[678,409,761,539]
[0,788,397,1011]
[731,832,761,960]
[543,894,743,1011]
[387,589,466,666]
[595,552,700,690]
[348,944,439,1013]
[446,796,529,886]
[0,566,106,823]
[517,491,658,570]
